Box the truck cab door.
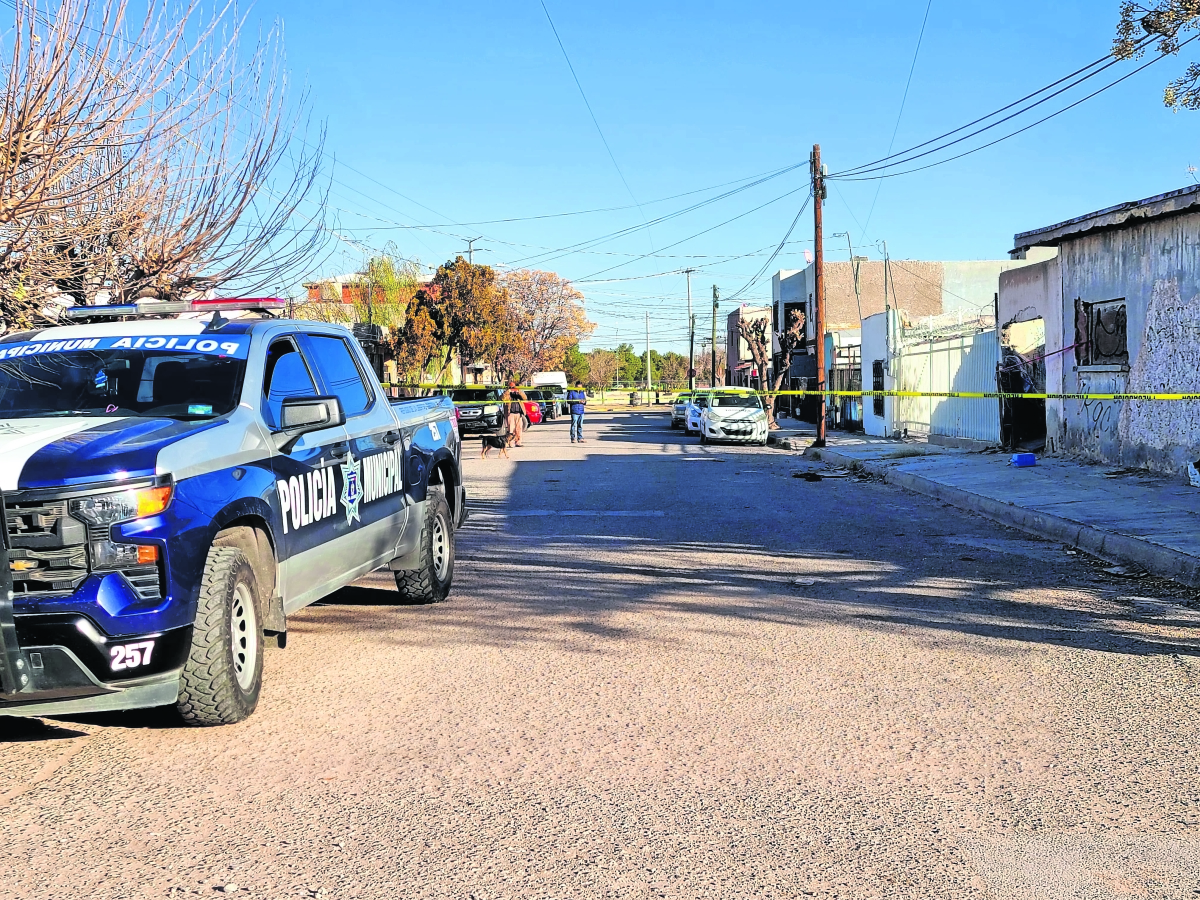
[262,336,352,611]
[298,333,407,575]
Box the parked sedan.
[448,387,506,436]
[699,390,769,445]
[671,393,692,429]
[685,392,709,435]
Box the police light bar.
[65,297,287,319]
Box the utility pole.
[711,285,720,388]
[689,313,696,392]
[645,313,652,398]
[811,144,827,447]
[465,237,484,264]
[683,268,696,391]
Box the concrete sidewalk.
[769,423,1200,588]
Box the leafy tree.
[614,342,643,385]
[297,247,418,328]
[1115,2,1200,108]
[657,352,690,389]
[586,349,618,398]
[563,343,590,385]
[495,269,594,381]
[388,299,440,384]
[411,255,513,383]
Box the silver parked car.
[671,393,692,429]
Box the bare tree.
[104,13,329,303]
[0,0,215,324]
[736,308,805,429]
[0,0,330,328]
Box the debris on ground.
[1102,565,1146,578]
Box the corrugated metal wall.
[895,331,1000,442]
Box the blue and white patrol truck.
[0,298,465,725]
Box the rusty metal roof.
[1012,183,1200,251]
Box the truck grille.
[5,496,162,601]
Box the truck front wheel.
[394,488,455,604]
[177,546,263,726]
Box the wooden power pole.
[811,144,827,447]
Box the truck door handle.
[383,430,401,446]
[329,442,349,459]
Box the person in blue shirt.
[567,382,587,443]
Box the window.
[1076,299,1128,367]
[304,335,371,416]
[263,339,317,429]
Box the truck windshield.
[0,334,250,419]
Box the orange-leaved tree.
[407,256,513,384]
[495,269,594,383]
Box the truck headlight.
[483,404,500,415]
[71,485,173,526]
[89,540,159,569]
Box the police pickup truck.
[0,299,465,726]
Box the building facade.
[725,305,772,388]
[1004,185,1200,476]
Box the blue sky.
[253,0,1200,352]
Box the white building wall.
[860,310,897,437]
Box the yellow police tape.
[385,384,1200,403]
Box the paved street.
[4,411,1200,899]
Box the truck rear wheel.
[177,546,263,726]
[394,488,455,604]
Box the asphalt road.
[3,411,1200,899]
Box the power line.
[862,0,934,237]
[571,183,809,281]
[538,0,646,224]
[832,36,1195,183]
[500,165,805,269]
[727,195,813,301]
[831,34,1158,180]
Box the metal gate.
[895,329,999,443]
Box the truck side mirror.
[277,396,345,452]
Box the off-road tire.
[394,488,455,604]
[177,546,263,726]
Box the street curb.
[811,447,1200,588]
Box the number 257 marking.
[109,640,155,671]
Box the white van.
[531,371,569,414]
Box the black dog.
[480,432,511,459]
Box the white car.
[685,393,709,434]
[699,391,769,445]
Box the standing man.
[502,381,527,447]
[567,382,587,444]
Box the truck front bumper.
[0,594,190,718]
